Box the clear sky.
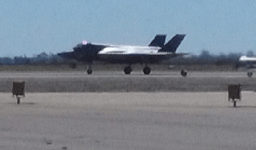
[1,0,256,57]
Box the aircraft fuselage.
[238,55,256,77]
[97,45,174,64]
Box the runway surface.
[0,71,256,92]
[1,92,256,150]
[0,71,252,79]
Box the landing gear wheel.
[247,72,253,77]
[143,66,151,75]
[181,70,187,77]
[124,66,132,74]
[87,69,93,75]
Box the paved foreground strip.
[0,92,256,150]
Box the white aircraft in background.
[58,34,187,75]
[239,55,256,77]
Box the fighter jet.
[239,55,256,77]
[58,34,186,75]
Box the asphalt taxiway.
[1,92,256,150]
[0,71,256,150]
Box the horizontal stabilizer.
[159,34,186,53]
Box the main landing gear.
[123,66,188,76]
[123,66,151,75]
[124,66,132,74]
[143,66,151,75]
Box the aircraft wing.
[58,51,76,59]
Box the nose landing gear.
[87,68,93,74]
[87,64,93,75]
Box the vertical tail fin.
[159,34,186,53]
[149,34,166,47]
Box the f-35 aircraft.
[239,55,256,77]
[58,34,186,75]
